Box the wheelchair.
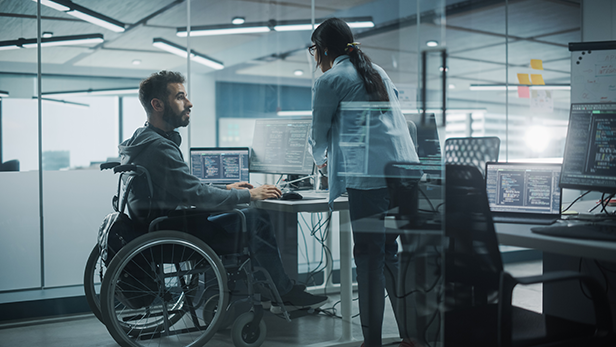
[84,162,291,347]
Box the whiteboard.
[570,46,616,103]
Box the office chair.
[444,136,500,176]
[0,159,19,172]
[444,164,614,346]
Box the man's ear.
[151,98,164,112]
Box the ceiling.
[0,0,581,110]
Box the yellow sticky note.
[531,74,545,85]
[530,59,543,70]
[517,73,531,85]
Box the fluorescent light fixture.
[232,17,245,25]
[132,59,141,65]
[277,110,312,116]
[152,38,224,70]
[33,0,125,32]
[34,96,89,108]
[42,32,54,38]
[0,90,9,98]
[470,84,571,91]
[178,16,374,36]
[33,0,69,11]
[274,17,374,32]
[42,87,138,97]
[294,69,304,76]
[0,34,104,50]
[177,25,270,37]
[426,40,438,47]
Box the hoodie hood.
[119,125,181,164]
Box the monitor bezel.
[559,103,616,194]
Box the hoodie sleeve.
[146,140,251,211]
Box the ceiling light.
[132,59,141,65]
[42,32,54,38]
[0,90,9,98]
[42,87,139,97]
[426,40,438,47]
[294,69,304,76]
[33,0,69,11]
[439,66,448,72]
[277,110,312,117]
[36,97,90,108]
[0,34,104,50]
[177,24,270,37]
[274,17,374,32]
[153,38,224,70]
[178,16,374,36]
[232,17,245,25]
[448,84,455,89]
[33,0,125,32]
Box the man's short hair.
[139,71,185,115]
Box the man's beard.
[162,103,190,129]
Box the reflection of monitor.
[250,118,314,175]
[190,147,250,185]
[560,103,616,193]
[404,113,442,174]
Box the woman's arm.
[310,78,339,166]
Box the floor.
[0,260,542,347]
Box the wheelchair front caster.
[231,312,266,347]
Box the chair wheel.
[231,312,266,347]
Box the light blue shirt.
[310,55,419,207]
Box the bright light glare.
[232,17,245,25]
[525,126,551,153]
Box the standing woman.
[309,18,420,347]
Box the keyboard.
[493,216,558,225]
[531,220,616,241]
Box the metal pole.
[0,98,3,163]
[118,96,123,144]
[441,50,447,126]
[421,50,427,124]
[36,0,45,288]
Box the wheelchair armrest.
[498,270,613,346]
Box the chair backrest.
[445,164,503,308]
[444,136,500,176]
[0,159,20,172]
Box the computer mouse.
[280,191,303,200]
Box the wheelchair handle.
[100,162,120,171]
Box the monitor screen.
[250,117,314,175]
[486,162,562,215]
[190,147,250,185]
[404,113,442,175]
[560,103,616,193]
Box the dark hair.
[139,70,185,115]
[311,18,389,102]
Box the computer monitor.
[250,117,314,175]
[190,147,250,185]
[404,113,442,176]
[560,103,616,193]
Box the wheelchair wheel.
[230,312,266,347]
[100,230,229,347]
[84,245,106,322]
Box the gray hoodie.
[118,125,251,223]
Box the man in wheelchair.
[118,70,328,313]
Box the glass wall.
[0,0,583,343]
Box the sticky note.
[530,59,543,70]
[518,86,530,98]
[531,74,545,85]
[517,73,531,85]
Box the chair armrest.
[497,270,613,347]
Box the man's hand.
[226,181,253,190]
[249,185,282,201]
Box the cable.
[562,190,591,213]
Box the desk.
[253,195,357,344]
[495,222,616,328]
